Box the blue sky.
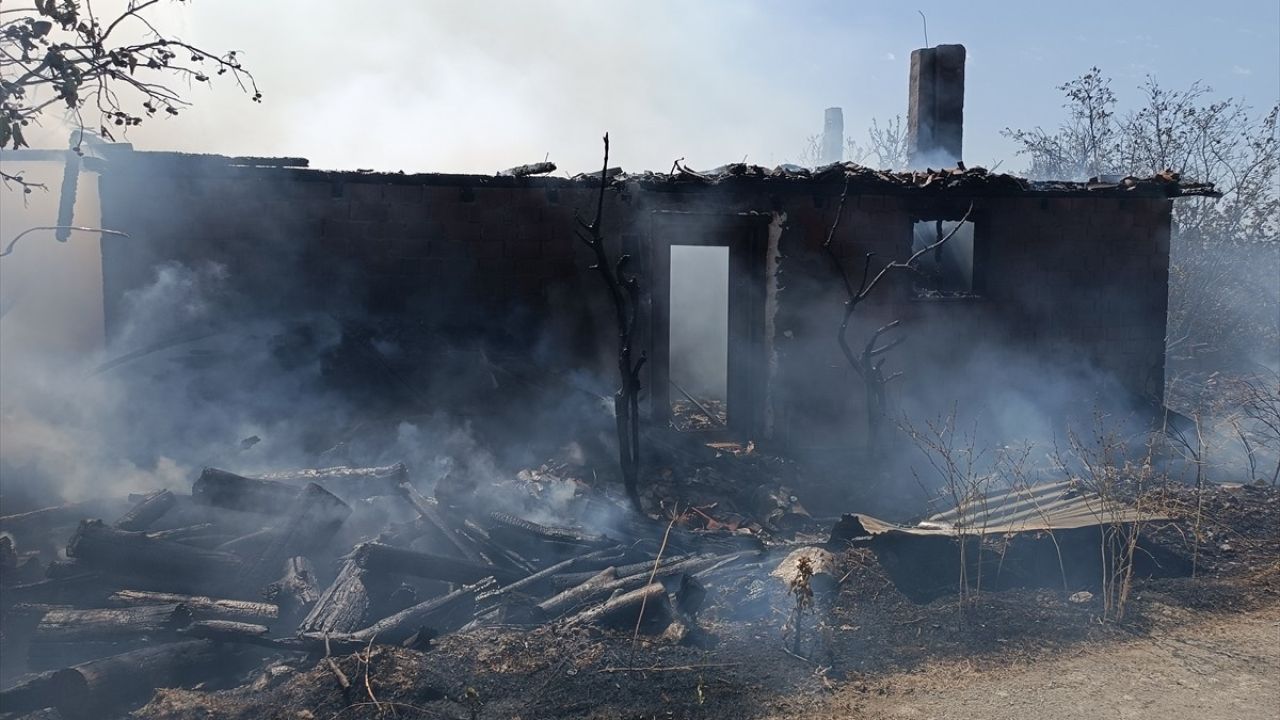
[21,0,1280,175]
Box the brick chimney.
[907,44,965,167]
[821,107,844,165]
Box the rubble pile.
[0,461,786,718]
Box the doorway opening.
[668,245,729,431]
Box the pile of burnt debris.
[2,452,1260,719]
[0,460,791,718]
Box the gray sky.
[18,0,1280,174]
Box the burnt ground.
[123,482,1280,720]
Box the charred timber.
[48,640,232,719]
[297,558,380,636]
[539,554,725,618]
[396,483,487,563]
[352,542,524,585]
[536,567,618,618]
[192,467,300,515]
[113,489,177,531]
[552,554,692,589]
[107,590,278,623]
[562,582,672,631]
[346,578,496,646]
[66,520,242,589]
[31,603,192,644]
[475,547,625,610]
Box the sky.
[14,0,1280,175]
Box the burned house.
[11,44,1214,455]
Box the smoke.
[669,245,729,399]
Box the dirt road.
[792,603,1280,720]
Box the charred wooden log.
[113,489,177,531]
[539,554,725,618]
[257,463,409,501]
[552,554,692,590]
[192,467,300,515]
[32,604,192,644]
[346,578,497,646]
[66,520,242,591]
[47,640,232,719]
[458,519,537,574]
[182,618,268,640]
[352,542,523,585]
[474,547,625,611]
[562,582,672,631]
[298,559,384,636]
[238,483,351,591]
[107,590,278,623]
[536,567,618,618]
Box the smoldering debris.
[0,446,795,717]
[1,439,1275,719]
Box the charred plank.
[113,489,177,531]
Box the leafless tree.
[1004,68,1279,424]
[863,115,909,169]
[794,115,909,170]
[1002,68,1122,180]
[575,133,646,514]
[1,0,260,192]
[822,180,971,455]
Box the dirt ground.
[771,601,1280,720]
